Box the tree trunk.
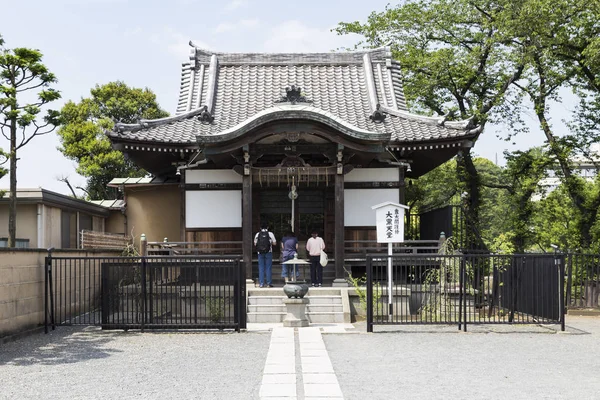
[8,118,17,248]
[457,149,485,251]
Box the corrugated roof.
[107,176,177,187]
[89,199,126,209]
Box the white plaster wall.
[186,169,242,184]
[345,168,399,182]
[186,190,242,228]
[344,188,399,226]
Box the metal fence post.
[461,255,467,332]
[366,255,373,333]
[458,254,464,331]
[141,256,147,332]
[47,248,56,331]
[45,255,49,334]
[565,254,573,308]
[559,255,566,332]
[240,258,247,330]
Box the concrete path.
[259,327,344,399]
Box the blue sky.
[0,0,572,196]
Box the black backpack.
[256,231,271,253]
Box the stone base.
[332,278,349,287]
[283,298,309,327]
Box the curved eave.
[380,105,476,130]
[110,108,206,135]
[195,104,391,144]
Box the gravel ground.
[324,316,600,400]
[0,327,271,400]
[2,317,599,400]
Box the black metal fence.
[567,253,600,309]
[45,255,246,332]
[366,253,565,332]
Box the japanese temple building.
[107,44,480,285]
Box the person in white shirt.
[306,230,325,287]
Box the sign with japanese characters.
[371,202,409,243]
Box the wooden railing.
[80,230,131,250]
[344,240,441,256]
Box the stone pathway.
[259,327,344,399]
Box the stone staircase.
[247,287,350,324]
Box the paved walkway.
[259,327,343,399]
[1,317,599,399]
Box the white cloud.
[215,18,260,34]
[240,18,260,29]
[141,27,211,60]
[215,18,260,33]
[224,0,247,12]
[262,20,362,53]
[215,23,236,34]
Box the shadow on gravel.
[352,321,591,335]
[0,327,124,366]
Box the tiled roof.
[108,46,476,146]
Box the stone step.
[248,304,286,313]
[247,312,286,323]
[307,303,343,311]
[307,312,346,323]
[248,287,343,296]
[248,296,288,305]
[304,296,342,305]
[246,287,350,324]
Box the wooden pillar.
[333,169,346,285]
[180,169,186,242]
[399,166,406,205]
[243,170,253,280]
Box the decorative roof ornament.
[275,85,312,105]
[198,105,214,123]
[369,103,387,123]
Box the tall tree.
[506,0,600,248]
[57,81,169,199]
[336,0,527,250]
[0,39,61,247]
[0,34,5,195]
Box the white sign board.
[372,202,409,243]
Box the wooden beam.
[398,166,406,204]
[180,171,186,242]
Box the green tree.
[504,0,600,248]
[336,0,528,250]
[57,81,168,199]
[479,149,550,252]
[0,35,4,195]
[0,39,61,247]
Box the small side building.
[0,189,113,249]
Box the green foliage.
[0,38,61,247]
[407,159,459,212]
[206,297,225,322]
[337,0,600,252]
[344,267,381,314]
[57,81,168,199]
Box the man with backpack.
[254,222,277,288]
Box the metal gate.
[45,255,246,332]
[366,253,565,332]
